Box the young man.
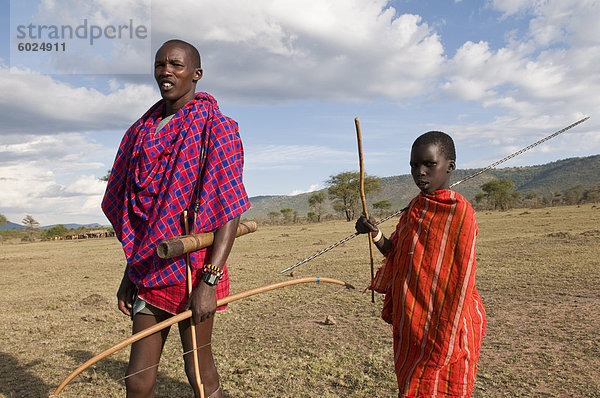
[356,131,486,397]
[102,39,250,398]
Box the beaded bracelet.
[201,264,223,286]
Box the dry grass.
[1,204,599,397]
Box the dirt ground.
[0,204,599,397]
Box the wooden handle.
[355,117,375,303]
[157,220,258,259]
[355,118,369,218]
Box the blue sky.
[1,0,598,225]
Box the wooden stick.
[355,117,375,303]
[184,210,205,398]
[157,220,257,259]
[53,277,353,395]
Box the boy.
[102,40,249,398]
[356,131,486,397]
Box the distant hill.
[42,223,104,230]
[244,154,600,220]
[2,155,598,227]
[0,222,104,231]
[451,154,600,200]
[0,222,25,231]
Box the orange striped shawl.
[370,190,486,397]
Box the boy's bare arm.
[355,215,393,255]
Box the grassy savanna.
[1,204,599,397]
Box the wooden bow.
[54,277,354,395]
[355,118,375,303]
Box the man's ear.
[448,160,456,172]
[193,68,203,82]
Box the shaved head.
[159,39,201,69]
[412,131,456,161]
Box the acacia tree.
[99,169,111,182]
[331,201,348,219]
[373,200,392,217]
[307,211,318,222]
[44,224,69,240]
[280,208,294,224]
[524,192,540,208]
[267,211,281,225]
[327,171,380,221]
[583,185,600,203]
[22,214,40,241]
[0,214,7,244]
[307,191,327,222]
[548,191,562,206]
[475,179,520,210]
[564,185,584,205]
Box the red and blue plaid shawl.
[102,92,250,288]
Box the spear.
[279,116,590,274]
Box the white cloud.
[2,0,600,224]
[442,1,600,120]
[2,67,155,134]
[490,0,540,17]
[0,162,108,225]
[245,144,355,170]
[289,184,322,196]
[433,113,596,171]
[0,133,109,225]
[149,0,445,101]
[3,0,447,135]
[525,0,600,47]
[9,0,595,133]
[0,133,103,163]
[11,0,152,74]
[36,0,149,26]
[64,175,107,196]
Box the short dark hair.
[412,131,456,161]
[161,39,201,69]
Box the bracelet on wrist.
[201,264,223,287]
[372,229,383,243]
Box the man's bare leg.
[179,317,222,398]
[126,313,170,398]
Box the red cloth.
[138,247,229,314]
[370,190,486,397]
[102,92,250,312]
[102,92,249,291]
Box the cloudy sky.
[1,0,598,226]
